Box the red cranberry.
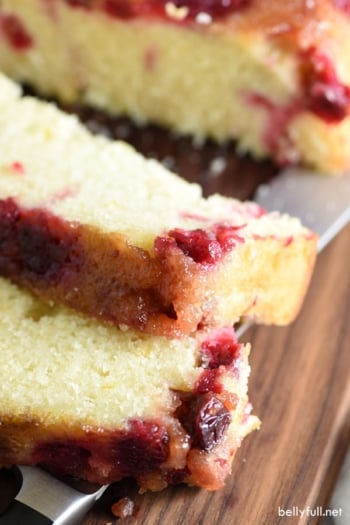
[214,224,244,250]
[10,161,25,175]
[201,328,241,369]
[247,47,350,160]
[113,420,169,474]
[302,47,350,123]
[65,0,138,17]
[195,393,231,451]
[0,199,20,272]
[34,441,90,475]
[195,368,223,394]
[103,0,136,18]
[65,0,93,8]
[33,420,169,480]
[0,13,33,50]
[169,228,222,264]
[177,393,231,451]
[0,198,83,283]
[156,224,244,265]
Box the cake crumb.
[196,12,213,25]
[165,2,189,20]
[111,497,135,519]
[161,155,175,170]
[86,119,112,138]
[191,134,205,149]
[209,157,227,177]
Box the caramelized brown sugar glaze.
[0,195,317,337]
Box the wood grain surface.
[66,116,349,525]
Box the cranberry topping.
[177,393,231,451]
[103,0,136,19]
[302,48,350,123]
[66,0,93,8]
[33,442,91,475]
[201,328,241,369]
[169,228,223,264]
[246,92,299,165]
[195,368,223,394]
[33,419,169,480]
[0,198,83,283]
[0,13,33,50]
[113,420,169,474]
[65,0,250,21]
[214,224,245,249]
[155,224,244,265]
[194,328,242,394]
[246,48,350,162]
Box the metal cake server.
[0,467,107,525]
[1,167,349,525]
[255,166,350,252]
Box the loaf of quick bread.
[0,74,317,337]
[0,277,259,491]
[0,1,350,172]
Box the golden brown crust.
[0,412,256,490]
[3,216,317,337]
[241,234,318,325]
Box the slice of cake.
[0,276,259,491]
[0,1,350,172]
[0,74,317,337]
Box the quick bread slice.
[0,1,350,172]
[0,74,317,337]
[0,277,259,491]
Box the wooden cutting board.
[82,227,350,525]
[7,107,349,525]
